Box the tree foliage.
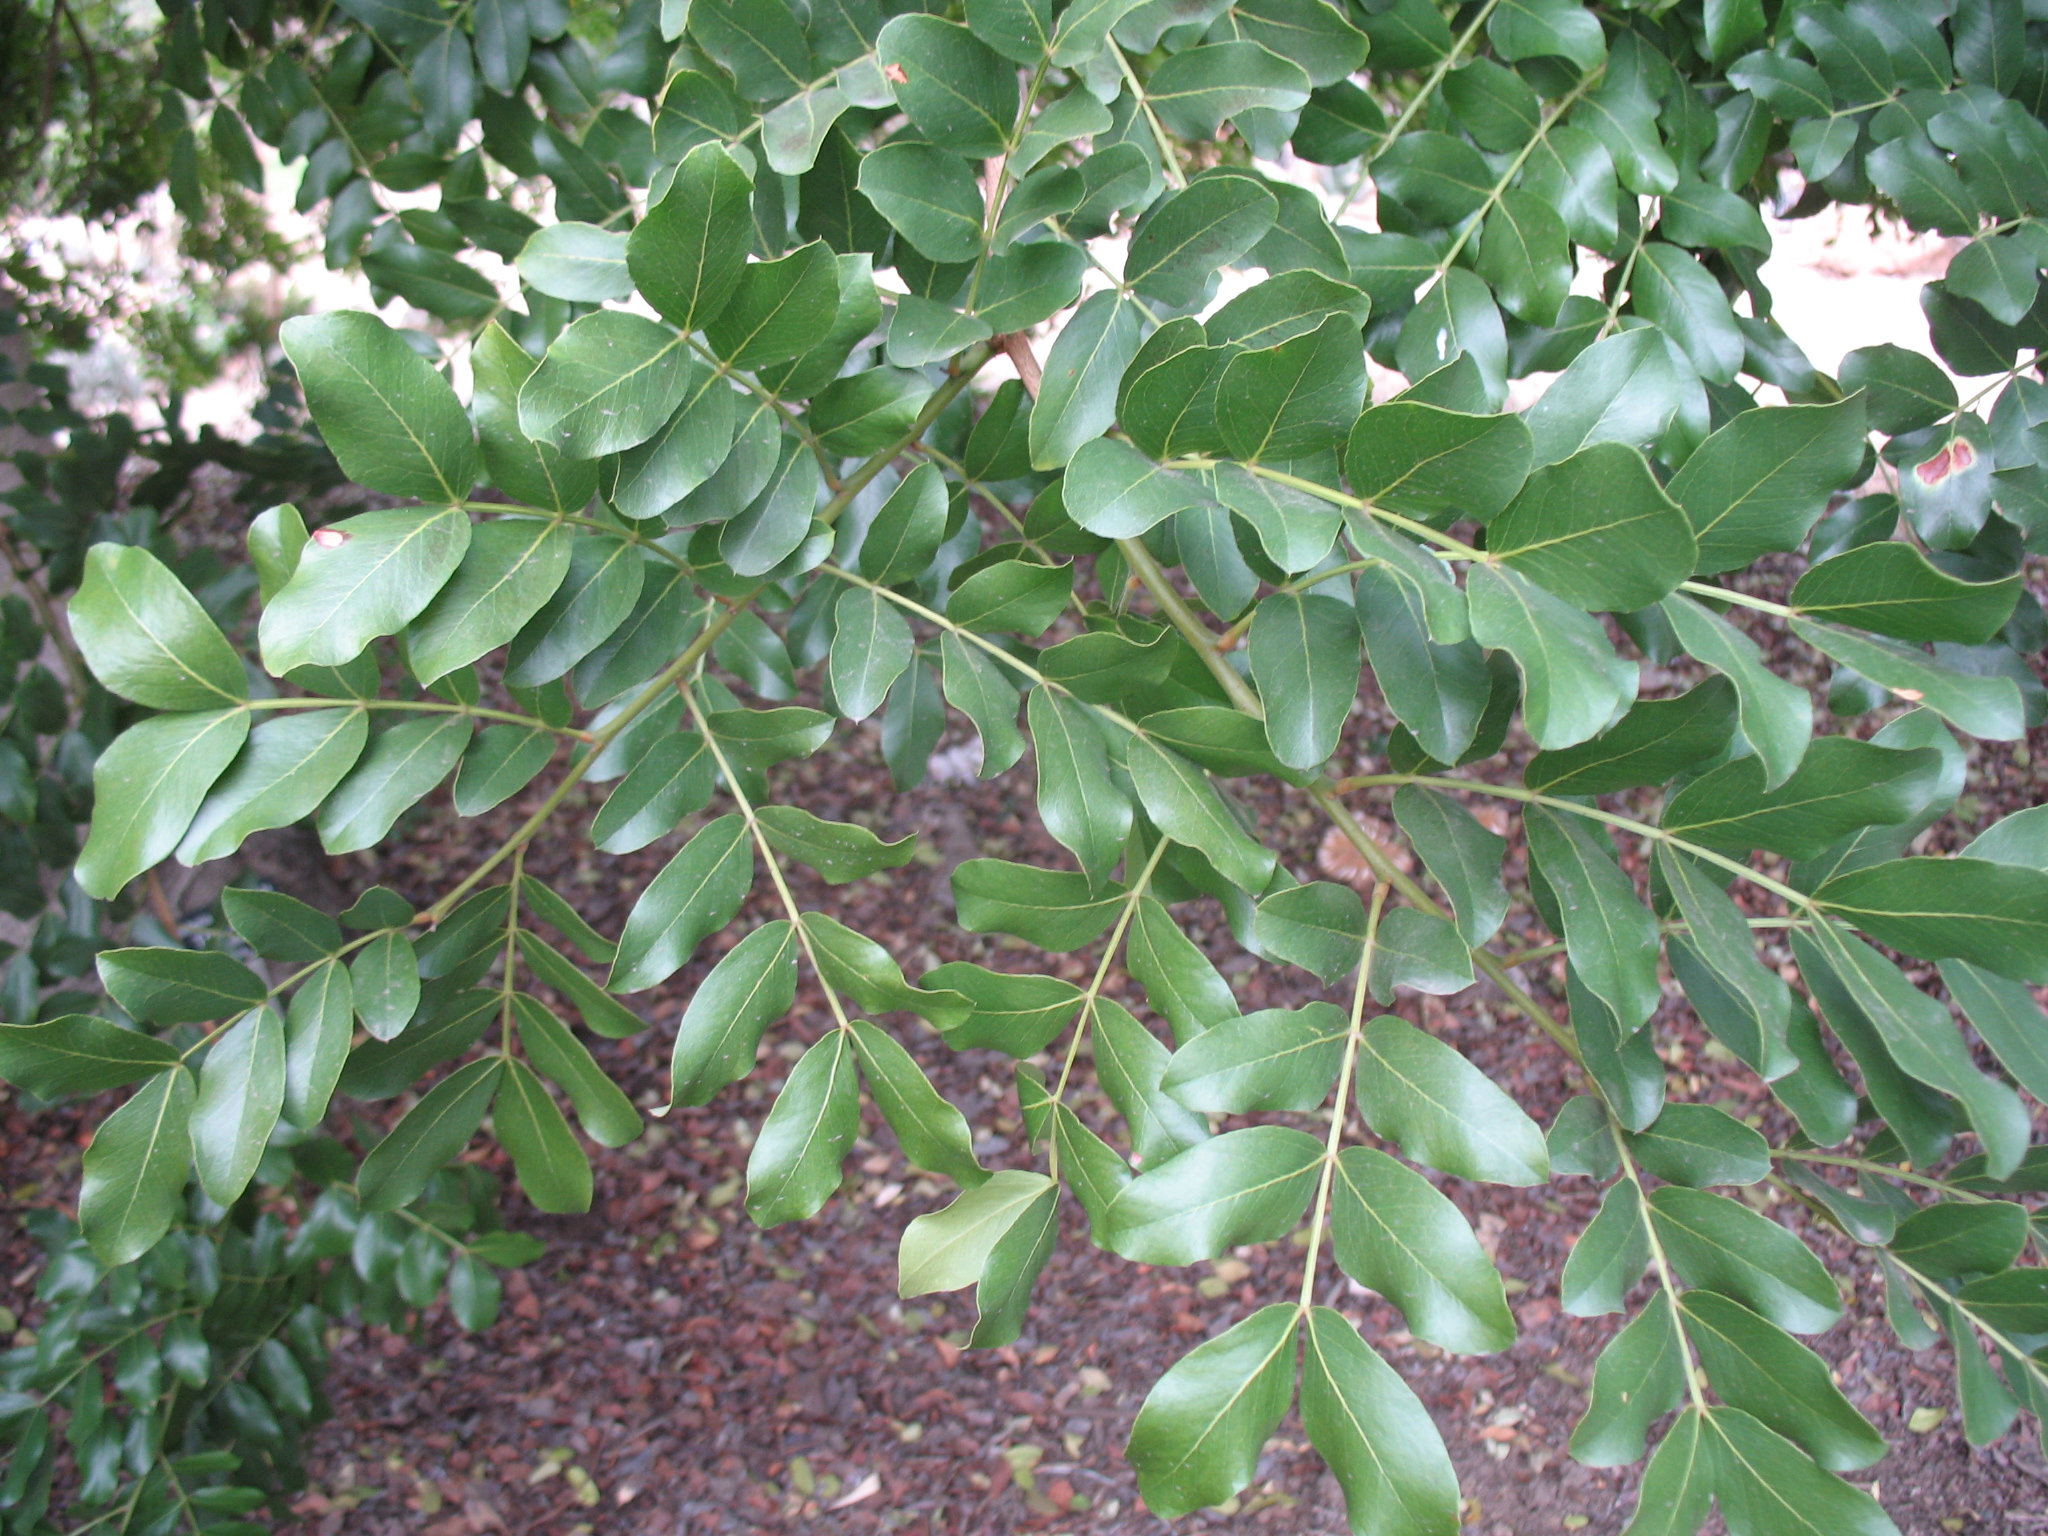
[7,0,2048,1527]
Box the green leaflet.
[827,586,913,721]
[800,911,973,1029]
[316,714,469,854]
[1679,1291,1887,1471]
[1571,1294,1686,1465]
[1160,1002,1346,1113]
[1799,919,2031,1176]
[1246,592,1360,772]
[1523,805,1661,1032]
[1648,1186,1844,1333]
[190,1006,285,1206]
[1394,788,1508,947]
[1127,1304,1299,1518]
[1789,539,2021,644]
[513,995,642,1147]
[1666,397,1869,574]
[1027,686,1128,884]
[899,1169,1055,1297]
[1093,998,1209,1166]
[72,545,247,711]
[1790,618,2026,741]
[669,920,799,1107]
[358,1057,505,1213]
[1253,880,1367,984]
[1560,1178,1651,1318]
[846,1019,986,1187]
[1486,442,1696,612]
[629,141,755,331]
[1353,1017,1548,1185]
[1099,1125,1322,1265]
[746,1030,860,1226]
[258,506,473,674]
[1126,171,1277,307]
[1625,1103,1770,1187]
[1524,677,1737,795]
[0,1016,180,1100]
[284,960,353,1128]
[280,311,478,503]
[1126,736,1276,894]
[97,947,266,1025]
[1662,737,1943,860]
[76,709,251,898]
[1330,1146,1516,1354]
[177,707,368,866]
[1029,290,1142,470]
[1126,895,1236,1045]
[519,311,692,460]
[1661,592,1811,788]
[495,1058,594,1214]
[1344,401,1532,521]
[953,858,1128,950]
[925,962,1082,1057]
[610,815,755,992]
[1467,563,1636,751]
[406,518,572,684]
[79,1066,196,1265]
[1301,1305,1461,1536]
[876,14,1017,159]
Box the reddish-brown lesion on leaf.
[1914,437,1976,485]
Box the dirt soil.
[5,557,2048,1536]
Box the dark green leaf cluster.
[9,0,2048,1527]
[0,1152,536,1534]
